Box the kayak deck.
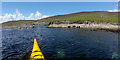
[30,39,45,60]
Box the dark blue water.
[2,26,118,59]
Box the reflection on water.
[2,26,119,59]
[56,49,65,58]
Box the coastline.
[1,23,120,32]
[48,23,119,32]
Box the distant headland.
[1,11,119,32]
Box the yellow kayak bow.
[30,39,45,60]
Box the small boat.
[30,39,45,60]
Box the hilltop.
[1,11,119,27]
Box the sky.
[0,2,119,23]
[2,0,119,2]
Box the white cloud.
[108,3,120,12]
[0,9,49,23]
[108,9,120,12]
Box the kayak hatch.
[30,39,45,60]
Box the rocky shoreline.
[1,22,120,32]
[48,23,119,32]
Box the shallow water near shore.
[2,26,119,59]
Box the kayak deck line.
[30,39,45,60]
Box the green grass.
[41,13,118,23]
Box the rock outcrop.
[48,23,119,32]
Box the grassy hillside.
[39,12,118,23]
[2,11,118,27]
[2,20,37,27]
